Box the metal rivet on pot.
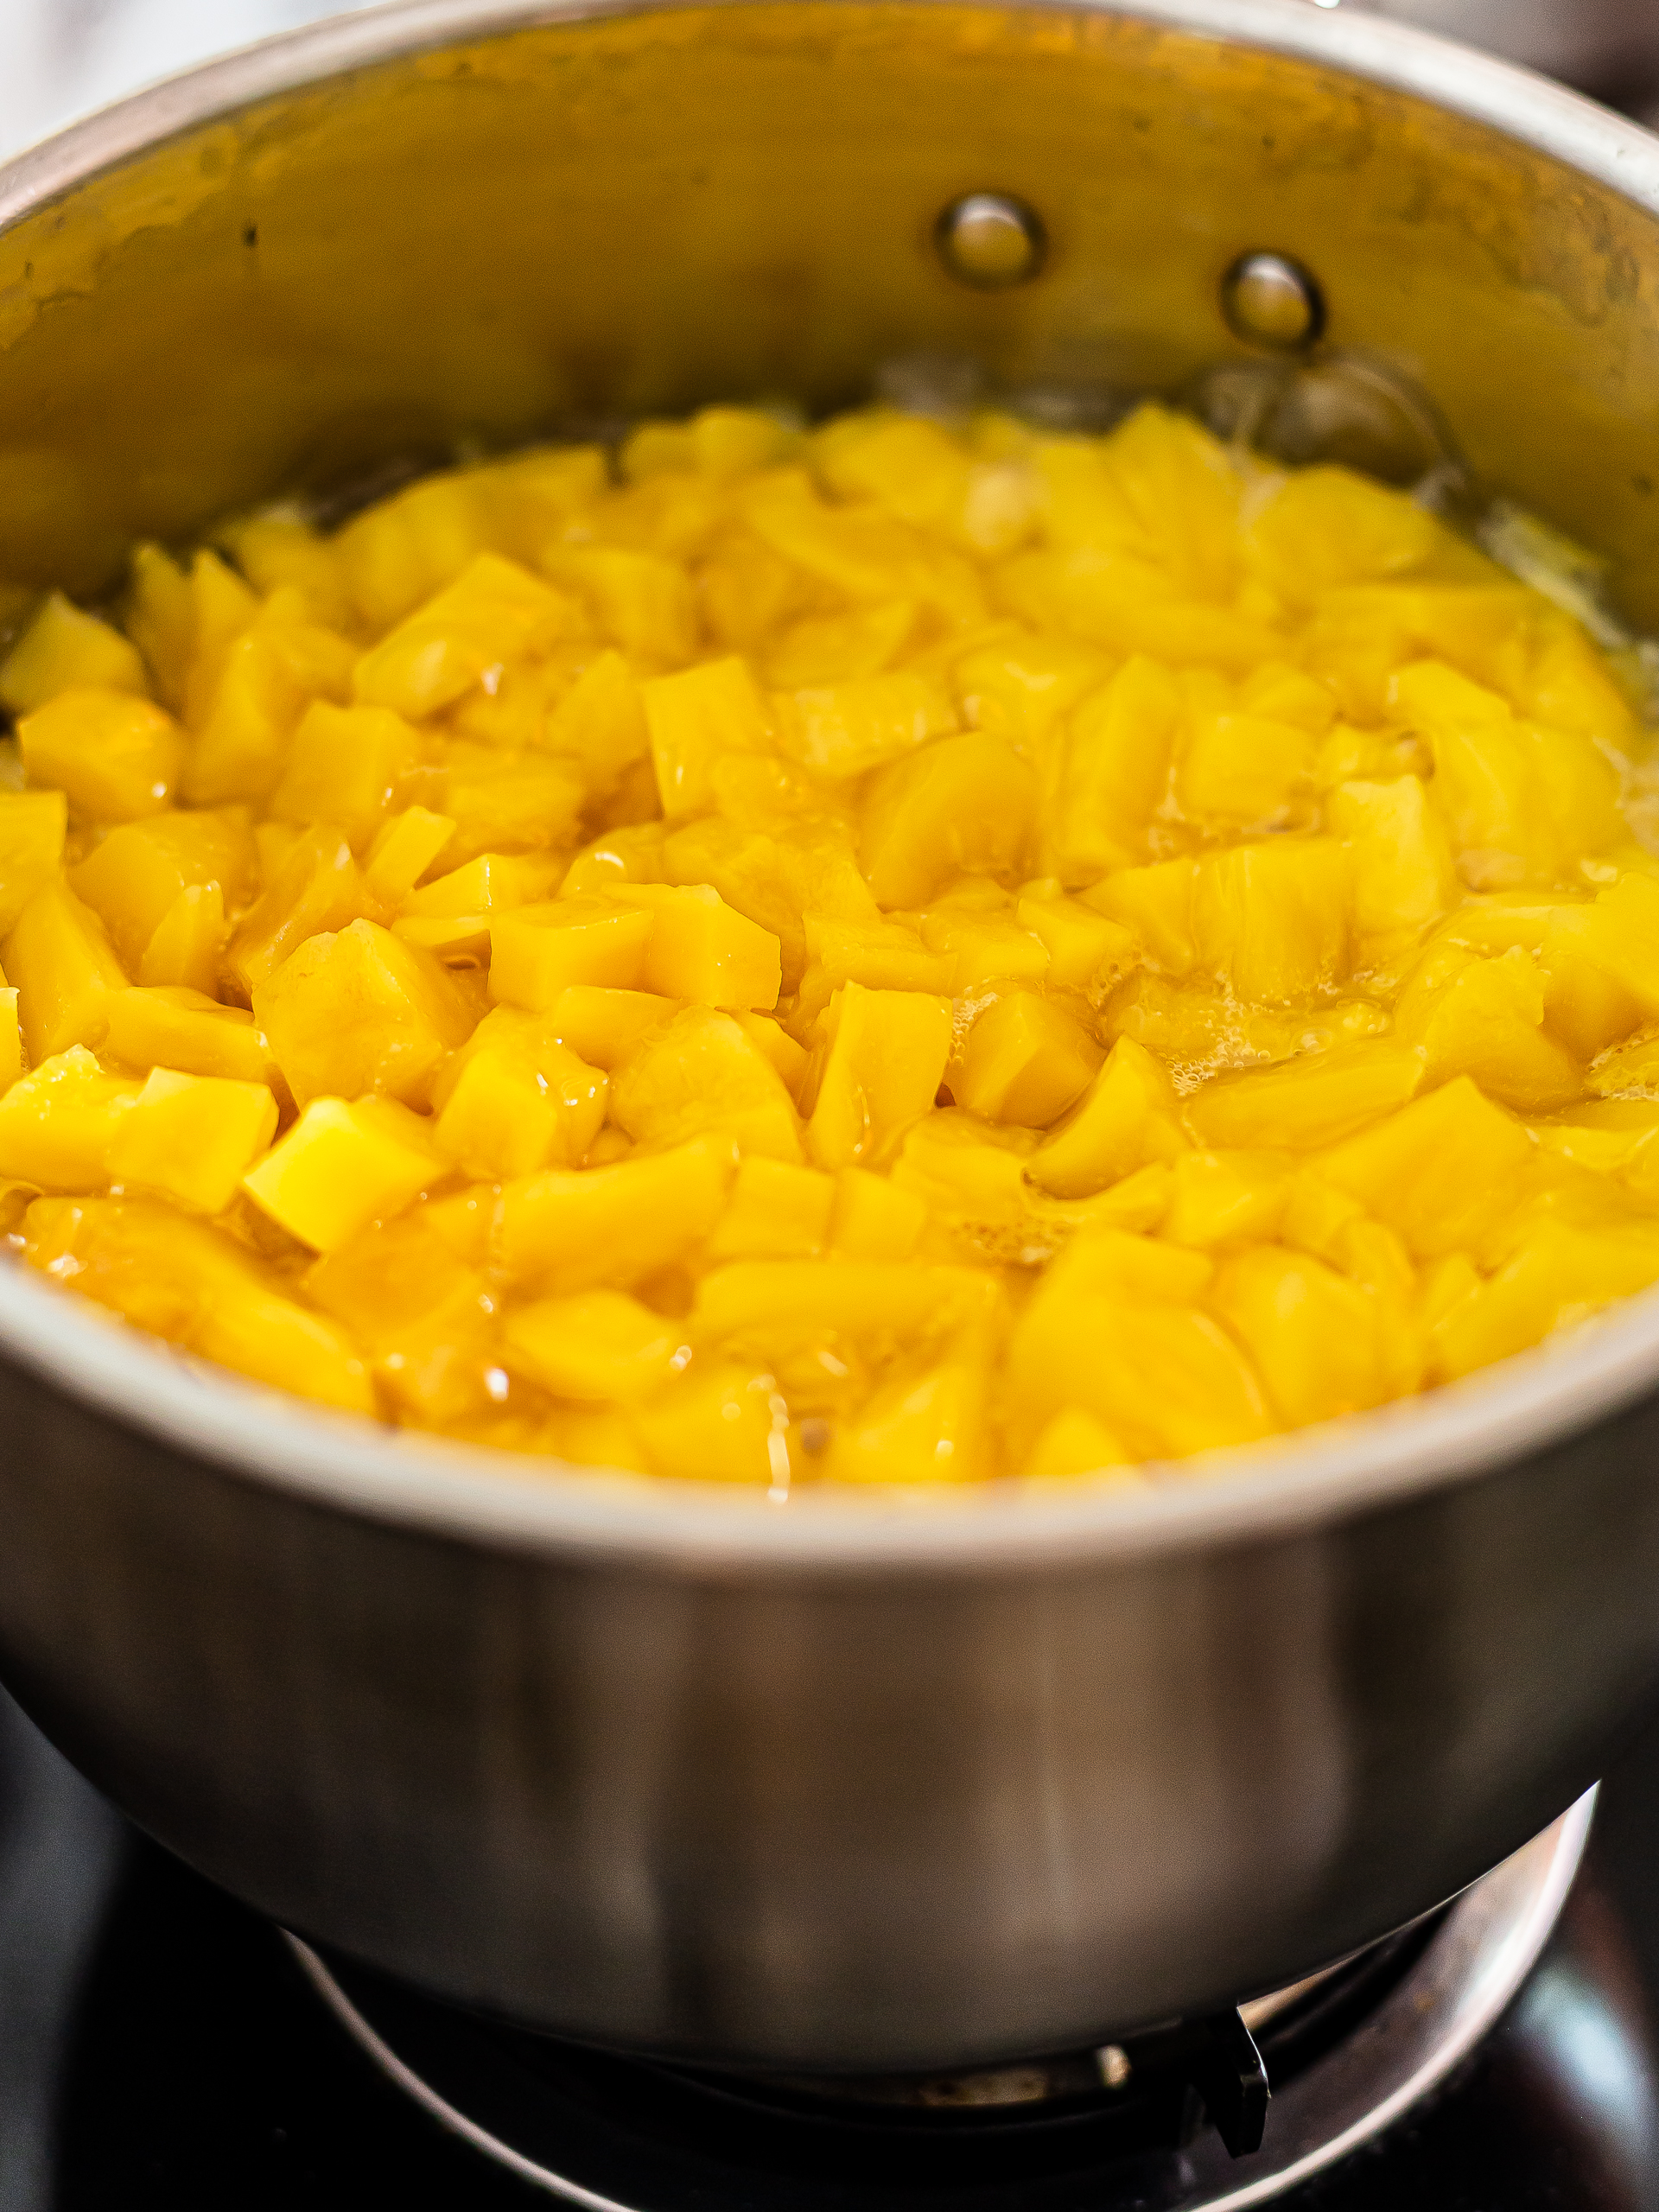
[936,193,1046,289]
[1220,251,1325,351]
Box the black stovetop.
[5,1682,1659,2212]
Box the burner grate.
[290,1790,1593,2212]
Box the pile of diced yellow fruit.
[0,397,1656,1487]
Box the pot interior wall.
[1,3,1657,617]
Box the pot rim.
[3,0,1659,1573]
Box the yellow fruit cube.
[103,985,283,1089]
[545,984,678,1067]
[1539,905,1643,1059]
[502,1290,686,1402]
[705,1157,837,1261]
[1433,1214,1659,1380]
[953,635,1109,754]
[1184,1039,1424,1150]
[0,592,149,712]
[362,807,459,906]
[629,1363,782,1484]
[493,1134,736,1293]
[1315,1076,1535,1258]
[823,1352,987,1483]
[1026,1037,1187,1198]
[183,598,356,805]
[1007,1288,1273,1461]
[217,506,352,629]
[889,1112,1039,1236]
[772,670,956,779]
[1391,940,1580,1111]
[1160,1149,1292,1249]
[225,825,363,996]
[642,655,772,820]
[1014,887,1136,993]
[1567,871,1659,1020]
[404,850,564,918]
[764,601,918,690]
[1325,776,1459,956]
[431,1009,607,1179]
[266,701,423,847]
[489,899,657,1009]
[919,904,1050,995]
[334,467,493,629]
[813,408,972,527]
[1280,1172,1415,1299]
[1401,659,1623,887]
[23,1195,375,1414]
[1526,613,1643,753]
[898,1116,1174,1260]
[637,403,792,482]
[1247,466,1441,605]
[829,1164,928,1261]
[799,913,955,999]
[0,791,68,935]
[242,1094,445,1252]
[302,1209,498,1427]
[1084,858,1198,975]
[1192,838,1351,1003]
[70,809,255,969]
[746,468,984,624]
[437,744,584,863]
[659,811,874,997]
[804,982,952,1170]
[1210,1246,1421,1423]
[954,991,1101,1127]
[124,544,195,710]
[353,553,570,719]
[177,548,259,727]
[0,982,20,1093]
[734,1012,810,1099]
[860,734,1036,907]
[611,1006,802,1161]
[253,918,477,1108]
[1044,1226,1215,1306]
[693,1258,995,1351]
[136,882,229,995]
[544,545,698,663]
[1107,403,1244,594]
[391,911,489,963]
[4,880,129,1060]
[391,910,493,964]
[1176,710,1316,827]
[1021,1405,1136,1479]
[0,1046,141,1186]
[617,884,783,1010]
[18,690,184,821]
[1039,657,1181,881]
[543,650,651,800]
[107,1066,277,1214]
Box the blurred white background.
[0,0,381,157]
[0,0,1654,162]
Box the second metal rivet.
[936,192,1046,289]
[1221,250,1325,351]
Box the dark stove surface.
[5,1685,1659,2212]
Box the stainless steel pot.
[3,0,1659,2075]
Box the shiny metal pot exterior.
[3,0,1659,2072]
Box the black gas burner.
[283,1795,1585,2212]
[8,1680,1659,2211]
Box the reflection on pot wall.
[3,0,1659,164]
